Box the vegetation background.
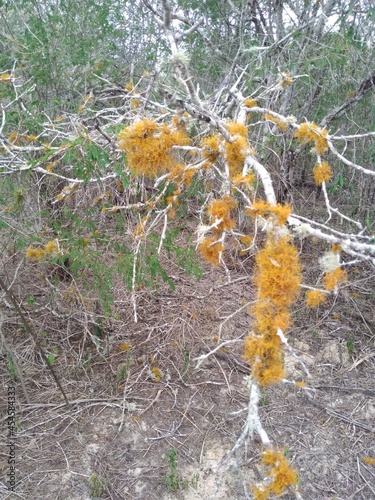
[0,1,374,499]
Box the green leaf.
[47,354,56,365]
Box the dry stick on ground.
[0,275,70,406]
[303,392,375,433]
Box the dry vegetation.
[1,1,375,499]
[1,203,375,499]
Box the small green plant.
[7,354,17,380]
[163,448,181,492]
[163,447,199,492]
[47,347,59,366]
[27,294,36,305]
[47,354,56,365]
[88,473,107,498]
[346,336,355,356]
[190,472,200,489]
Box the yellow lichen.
[224,121,249,176]
[243,97,257,108]
[313,161,332,185]
[323,267,347,291]
[118,119,190,177]
[331,243,342,253]
[26,247,46,261]
[252,449,298,499]
[198,237,224,265]
[269,203,292,225]
[239,235,253,247]
[231,172,255,186]
[202,135,220,163]
[169,164,197,187]
[244,233,301,386]
[207,196,237,232]
[150,366,162,382]
[294,122,329,155]
[119,343,131,352]
[251,302,292,335]
[8,131,19,144]
[279,71,294,88]
[247,199,269,218]
[254,236,301,308]
[130,98,141,109]
[247,201,291,225]
[263,113,288,133]
[44,239,59,254]
[0,73,12,82]
[306,290,327,308]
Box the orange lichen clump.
[247,201,292,226]
[231,172,255,186]
[44,239,59,254]
[295,381,306,388]
[244,334,285,385]
[252,301,292,335]
[0,73,12,82]
[118,119,190,177]
[150,366,162,382]
[207,196,237,231]
[224,121,249,176]
[331,243,342,253]
[244,97,257,108]
[169,164,197,188]
[254,236,301,308]
[130,98,140,109]
[252,449,298,499]
[202,135,220,164]
[226,122,248,138]
[323,267,347,291]
[26,247,46,261]
[248,199,268,218]
[198,237,223,265]
[263,113,288,132]
[244,234,301,386]
[119,343,131,352]
[280,71,294,87]
[313,161,332,185]
[270,203,292,225]
[168,163,185,180]
[26,238,61,261]
[239,235,253,247]
[305,289,327,308]
[294,122,329,155]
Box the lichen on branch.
[244,229,302,386]
[118,118,190,177]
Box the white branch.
[328,139,375,177]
